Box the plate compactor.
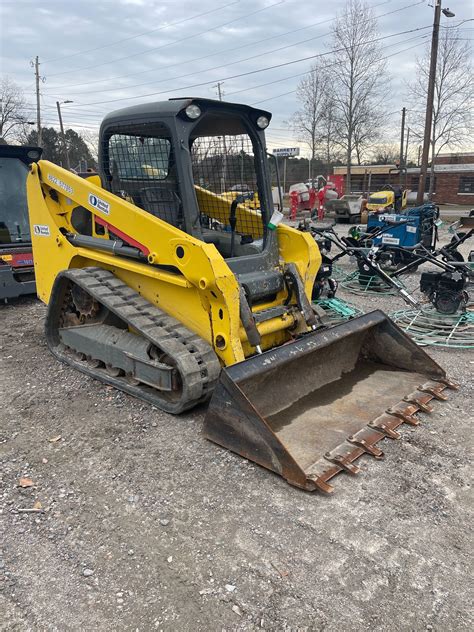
[26,98,457,493]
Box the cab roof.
[101,97,272,128]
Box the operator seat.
[139,186,182,228]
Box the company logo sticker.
[88,193,110,215]
[47,174,73,194]
[33,224,51,237]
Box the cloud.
[0,0,472,149]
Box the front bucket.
[203,311,458,493]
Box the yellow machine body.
[367,189,408,213]
[27,160,320,366]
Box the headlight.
[256,115,269,129]
[185,104,201,120]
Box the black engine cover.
[420,271,467,314]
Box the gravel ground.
[0,224,472,631]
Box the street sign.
[272,147,300,158]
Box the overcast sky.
[1,0,472,154]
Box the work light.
[185,104,201,120]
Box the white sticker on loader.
[406,226,417,233]
[33,224,51,237]
[381,236,400,245]
[47,174,73,194]
[88,193,110,215]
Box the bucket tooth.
[403,392,434,413]
[436,376,459,390]
[306,461,342,494]
[326,454,361,475]
[389,401,420,419]
[418,381,449,401]
[347,428,385,459]
[386,407,420,426]
[369,413,403,439]
[311,477,336,495]
[324,444,363,475]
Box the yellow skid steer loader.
[27,98,457,493]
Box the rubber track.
[46,267,221,413]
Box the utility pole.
[214,81,224,101]
[417,1,448,204]
[214,82,227,191]
[399,107,406,184]
[56,101,71,169]
[416,1,441,204]
[34,56,42,146]
[404,127,410,166]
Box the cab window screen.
[190,133,267,254]
[109,134,170,180]
[106,127,182,229]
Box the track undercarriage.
[47,267,221,414]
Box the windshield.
[0,157,31,244]
[369,196,388,205]
[190,128,267,257]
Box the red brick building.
[334,152,474,205]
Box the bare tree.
[369,143,400,165]
[291,64,328,182]
[318,89,344,174]
[408,28,474,197]
[0,77,30,142]
[81,129,100,163]
[352,100,386,165]
[329,0,388,191]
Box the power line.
[228,32,428,99]
[43,0,409,95]
[43,0,423,99]
[250,36,430,105]
[43,14,338,92]
[65,25,432,109]
[45,0,287,78]
[30,32,430,128]
[45,29,341,97]
[35,32,429,124]
[42,1,240,64]
[439,18,474,29]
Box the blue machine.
[368,203,439,250]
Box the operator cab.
[99,98,275,261]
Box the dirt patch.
[0,225,472,630]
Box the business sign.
[272,147,300,158]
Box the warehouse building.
[334,152,474,205]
